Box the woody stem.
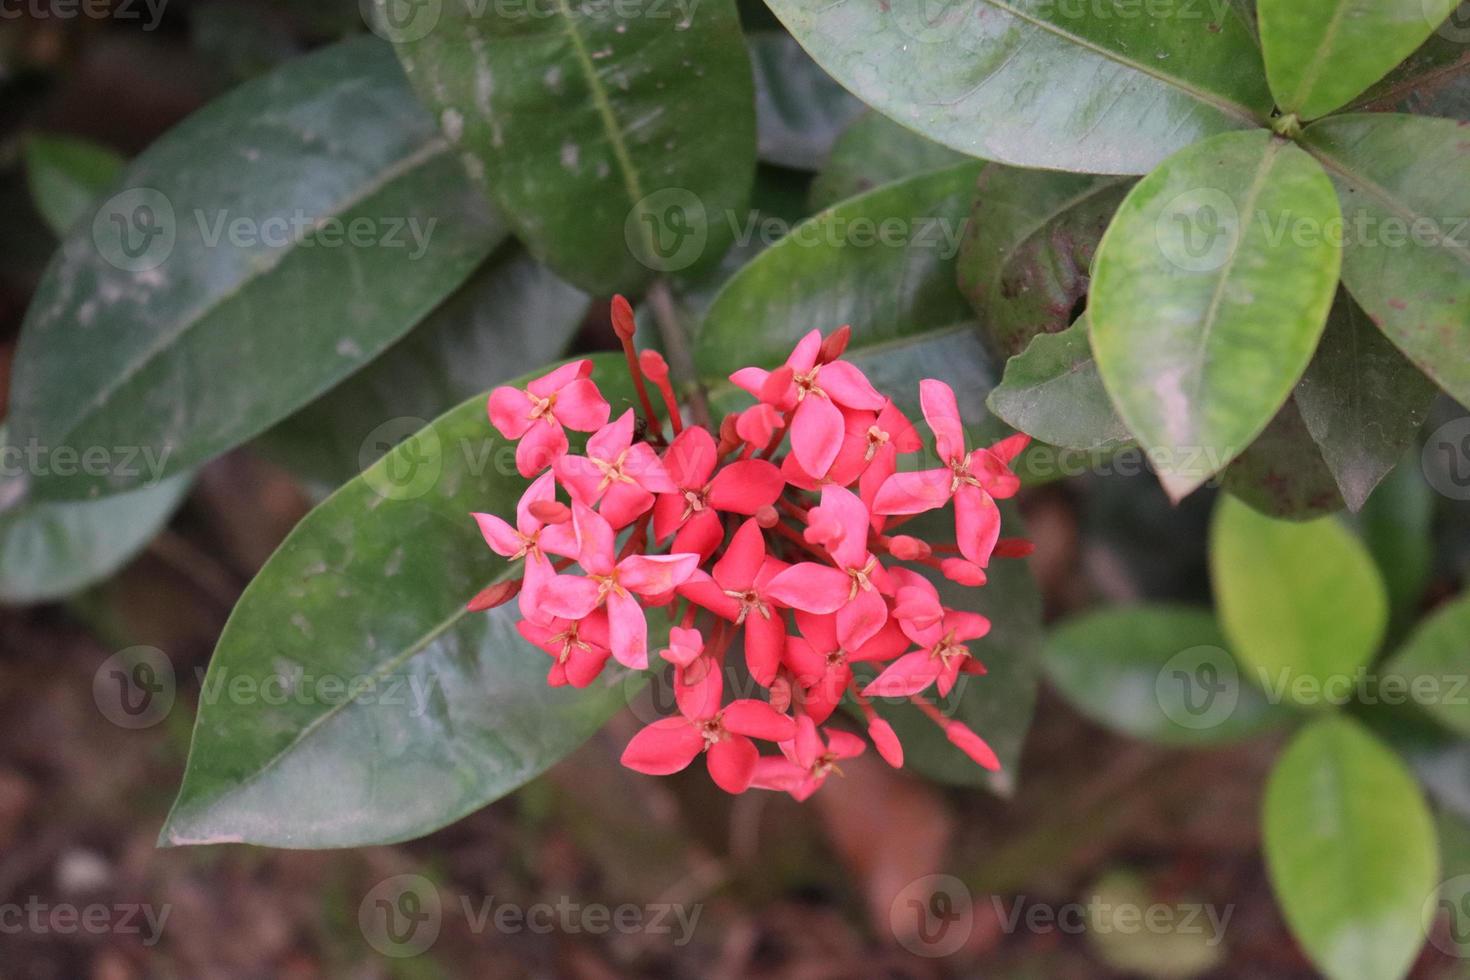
[647,279,712,430]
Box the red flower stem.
[651,376,684,436]
[619,338,662,433]
[776,498,809,522]
[907,694,951,729]
[768,520,831,562]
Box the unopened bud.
[886,535,931,560]
[717,413,743,455]
[993,537,1035,558]
[940,557,987,587]
[529,500,571,524]
[946,721,1000,771]
[868,717,904,768]
[466,579,522,612]
[818,324,851,363]
[755,505,779,528]
[611,294,637,342]
[639,349,670,383]
[768,674,793,714]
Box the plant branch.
[647,279,712,431]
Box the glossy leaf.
[1383,595,1470,737]
[1264,716,1438,980]
[9,38,505,503]
[256,249,587,491]
[749,31,864,171]
[380,0,754,294]
[1091,130,1342,500]
[957,167,1132,357]
[1044,605,1290,747]
[808,112,965,211]
[1221,397,1344,521]
[1351,8,1470,119]
[1210,495,1387,707]
[23,134,124,235]
[763,0,1271,174]
[1260,0,1461,119]
[1296,291,1438,511]
[1303,114,1470,408]
[986,316,1131,453]
[162,356,642,848]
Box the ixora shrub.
[6,0,1470,975]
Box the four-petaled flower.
[556,410,678,529]
[488,360,610,478]
[472,471,578,620]
[653,426,783,560]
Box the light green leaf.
[763,0,1271,174]
[256,248,588,491]
[1091,130,1342,500]
[986,315,1131,453]
[808,112,965,211]
[162,356,643,848]
[23,134,124,236]
[379,0,755,294]
[749,31,864,171]
[9,38,506,503]
[1350,9,1470,119]
[1221,397,1344,521]
[957,167,1132,357]
[1044,605,1291,747]
[1264,716,1439,980]
[1383,595,1470,737]
[1260,0,1462,119]
[1210,495,1388,708]
[1303,114,1470,408]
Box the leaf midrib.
[1279,0,1352,115]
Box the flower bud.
[466,579,522,612]
[886,535,931,560]
[639,348,670,383]
[610,294,637,342]
[868,717,904,768]
[945,721,1000,771]
[529,500,571,524]
[717,413,743,455]
[755,505,779,528]
[818,324,851,363]
[940,557,987,587]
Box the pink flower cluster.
[472,299,1030,799]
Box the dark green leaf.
[1259,0,1461,119]
[808,112,965,211]
[256,249,587,491]
[23,134,124,236]
[749,31,864,171]
[1090,130,1342,500]
[162,356,642,848]
[1210,495,1387,708]
[1351,7,1470,119]
[9,38,506,503]
[1354,450,1435,631]
[763,0,1271,174]
[986,315,1131,453]
[1264,716,1439,980]
[380,0,755,294]
[1303,114,1470,408]
[1044,605,1291,746]
[957,167,1132,357]
[1222,397,1345,521]
[1383,595,1470,737]
[1296,291,1438,511]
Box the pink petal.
[599,481,655,529]
[945,609,992,643]
[587,409,635,462]
[765,563,852,614]
[919,379,967,463]
[652,491,687,541]
[791,714,824,768]
[619,553,701,596]
[786,330,822,373]
[872,468,953,516]
[735,403,783,446]
[606,589,649,669]
[750,756,811,795]
[937,659,964,698]
[713,518,766,591]
[539,522,579,560]
[940,558,988,587]
[825,730,868,760]
[624,442,677,494]
[675,658,724,721]
[729,366,772,400]
[862,650,942,698]
[743,609,786,687]
[837,586,888,651]
[818,485,872,570]
[989,432,1031,465]
[782,635,827,683]
[552,378,611,432]
[793,610,839,655]
[868,718,904,768]
[708,459,784,514]
[554,454,605,507]
[620,718,703,775]
[970,447,1022,499]
[661,626,705,667]
[571,502,617,575]
[818,360,886,410]
[564,644,613,688]
[791,396,845,477]
[527,360,589,397]
[707,736,758,794]
[851,619,912,663]
[538,574,602,621]
[678,575,742,621]
[487,386,534,439]
[663,426,717,489]
[519,552,554,619]
[672,510,724,563]
[954,485,1002,568]
[472,512,522,558]
[723,700,797,742]
[515,422,568,478]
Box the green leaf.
[1043,605,1291,747]
[696,163,982,377]
[1303,114,1470,408]
[1221,397,1344,521]
[23,134,124,236]
[379,0,754,294]
[9,38,506,503]
[1355,450,1435,631]
[162,355,642,848]
[1351,12,1470,119]
[986,315,1131,453]
[1210,495,1388,708]
[1264,716,1439,980]
[957,167,1132,357]
[1383,595,1470,737]
[1090,130,1343,500]
[808,112,965,211]
[256,249,588,491]
[763,0,1271,174]
[749,31,864,171]
[1296,291,1438,511]
[1260,0,1462,119]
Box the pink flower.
[472,471,578,620]
[620,669,797,794]
[536,504,700,669]
[783,610,910,723]
[488,360,611,477]
[873,380,1027,567]
[556,410,678,529]
[517,611,611,688]
[863,569,990,698]
[730,331,886,476]
[680,519,790,686]
[750,715,867,801]
[766,486,892,651]
[658,626,723,720]
[652,426,784,559]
